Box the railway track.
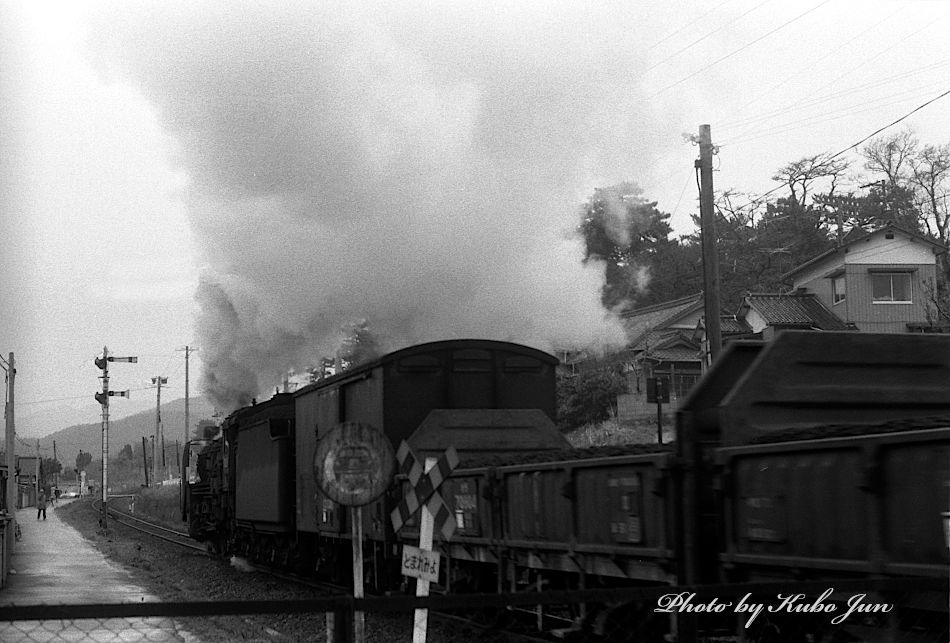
[88,496,555,642]
[92,498,207,552]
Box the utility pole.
[177,346,198,446]
[53,441,58,494]
[141,436,150,487]
[151,376,167,482]
[697,124,723,364]
[3,352,16,568]
[95,347,137,528]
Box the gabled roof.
[621,293,703,346]
[782,223,947,282]
[643,344,702,362]
[629,328,703,364]
[694,314,753,336]
[739,293,852,330]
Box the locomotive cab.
[180,439,209,521]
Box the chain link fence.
[0,577,946,642]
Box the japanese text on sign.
[401,545,440,583]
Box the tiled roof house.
[737,292,854,340]
[781,224,947,333]
[615,294,706,417]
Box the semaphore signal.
[94,346,137,528]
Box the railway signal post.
[313,422,395,643]
[391,441,459,643]
[94,347,137,528]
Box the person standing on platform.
[37,490,47,520]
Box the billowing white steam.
[86,4,664,411]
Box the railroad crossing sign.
[392,441,460,643]
[390,441,459,540]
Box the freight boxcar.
[291,339,568,580]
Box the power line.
[647,0,831,99]
[719,56,950,136]
[826,88,950,162]
[730,87,950,213]
[720,6,907,128]
[646,0,735,52]
[670,172,697,227]
[723,84,940,147]
[644,0,770,72]
[18,385,156,407]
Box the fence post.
[329,607,352,643]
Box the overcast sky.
[2,1,949,436]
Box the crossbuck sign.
[390,441,459,540]
[391,440,460,643]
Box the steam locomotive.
[180,333,950,639]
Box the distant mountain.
[16,403,103,438]
[24,397,217,466]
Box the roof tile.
[743,293,850,330]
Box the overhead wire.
[724,84,941,147]
[720,6,904,126]
[722,19,939,144]
[728,87,950,213]
[720,56,950,136]
[634,6,946,236]
[18,385,156,407]
[646,0,735,52]
[670,172,697,227]
[644,0,770,72]
[825,88,950,162]
[646,0,832,99]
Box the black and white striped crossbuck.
[390,441,459,540]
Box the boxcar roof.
[292,338,558,397]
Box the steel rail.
[92,498,206,552]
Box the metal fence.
[0,577,946,642]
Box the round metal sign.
[313,422,395,506]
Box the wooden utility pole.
[697,124,723,363]
[151,376,167,482]
[141,436,150,487]
[178,346,198,446]
[4,353,16,564]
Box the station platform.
[0,500,200,642]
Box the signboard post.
[646,376,670,444]
[390,441,459,643]
[314,422,395,643]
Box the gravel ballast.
[54,498,512,642]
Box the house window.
[871,272,912,303]
[832,274,846,304]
